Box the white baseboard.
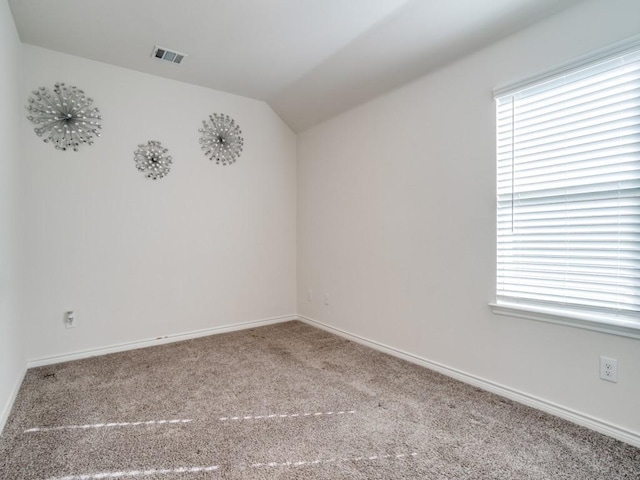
[0,364,27,436]
[14,313,640,448]
[27,315,297,368]
[297,315,640,448]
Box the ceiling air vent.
[152,46,186,65]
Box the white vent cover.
[151,46,186,65]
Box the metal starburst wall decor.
[26,83,102,151]
[199,113,244,165]
[134,140,172,180]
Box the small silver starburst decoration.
[25,82,102,151]
[199,113,244,165]
[134,140,172,180]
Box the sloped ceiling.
[9,0,584,132]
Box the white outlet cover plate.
[600,356,618,382]
[65,311,77,329]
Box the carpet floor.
[0,321,638,479]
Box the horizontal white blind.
[496,48,640,325]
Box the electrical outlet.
[323,293,329,306]
[307,289,313,302]
[64,311,77,329]
[600,356,617,382]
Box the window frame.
[490,35,640,340]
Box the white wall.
[22,45,297,361]
[6,0,640,445]
[0,0,25,431]
[297,0,640,437]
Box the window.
[493,43,640,336]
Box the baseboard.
[297,315,640,448]
[0,364,27,436]
[27,315,297,368]
[17,313,640,448]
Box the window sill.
[489,303,640,340]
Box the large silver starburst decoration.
[25,83,102,151]
[134,140,172,180]
[199,113,244,165]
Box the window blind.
[496,47,640,327]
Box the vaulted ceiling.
[9,0,584,132]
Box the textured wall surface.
[21,45,297,361]
[297,0,640,435]
[0,0,25,432]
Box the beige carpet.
[0,321,638,479]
